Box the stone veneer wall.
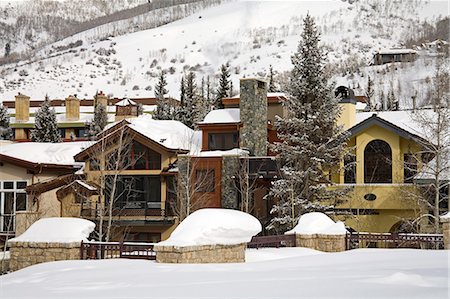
[154,243,246,263]
[8,241,81,271]
[239,78,267,156]
[441,217,450,249]
[221,155,240,209]
[296,234,346,252]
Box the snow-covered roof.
[199,108,240,124]
[8,217,95,243]
[285,212,347,235]
[156,208,262,247]
[198,148,249,157]
[376,49,417,55]
[355,110,435,141]
[115,98,138,106]
[0,141,94,167]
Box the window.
[75,128,88,138]
[364,140,392,183]
[0,180,28,233]
[195,169,215,192]
[208,132,239,151]
[107,176,161,210]
[58,128,66,139]
[404,154,417,183]
[129,141,161,170]
[344,154,356,184]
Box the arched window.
[364,140,392,183]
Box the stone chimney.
[15,93,30,122]
[239,78,267,156]
[65,95,80,121]
[94,91,108,107]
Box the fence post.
[80,240,84,259]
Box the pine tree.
[365,75,375,111]
[30,99,61,142]
[4,43,10,57]
[267,14,349,233]
[88,103,108,139]
[0,104,11,140]
[268,64,277,92]
[178,71,196,128]
[215,64,230,109]
[153,70,173,120]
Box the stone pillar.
[440,216,450,249]
[94,91,108,107]
[154,243,246,263]
[221,155,240,209]
[239,78,267,156]
[295,233,346,252]
[15,93,30,122]
[65,95,80,121]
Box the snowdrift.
[286,212,347,235]
[158,208,262,247]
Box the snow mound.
[286,212,347,235]
[440,212,450,219]
[157,209,262,247]
[8,217,95,244]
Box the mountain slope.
[0,0,447,107]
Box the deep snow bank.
[158,208,262,247]
[286,212,347,235]
[8,217,95,243]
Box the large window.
[107,176,161,210]
[208,132,239,151]
[364,140,392,183]
[0,181,28,233]
[130,141,161,170]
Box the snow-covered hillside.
[0,0,447,106]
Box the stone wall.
[441,217,450,249]
[296,234,346,252]
[221,155,240,209]
[239,78,267,156]
[154,243,246,263]
[8,241,80,271]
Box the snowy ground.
[0,248,448,298]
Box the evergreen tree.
[88,103,108,139]
[215,64,230,109]
[0,104,11,140]
[267,14,349,233]
[176,72,196,128]
[153,70,173,120]
[387,85,398,111]
[268,64,277,92]
[365,75,374,111]
[30,99,61,142]
[4,43,10,57]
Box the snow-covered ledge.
[154,209,261,263]
[7,218,95,271]
[286,212,347,252]
[440,212,450,249]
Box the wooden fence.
[80,241,156,260]
[346,232,444,250]
[247,234,296,249]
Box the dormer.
[115,98,139,121]
[197,109,241,151]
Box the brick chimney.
[239,78,268,156]
[65,95,80,121]
[15,93,30,122]
[94,91,108,107]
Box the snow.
[199,108,240,124]
[115,98,137,106]
[74,180,97,191]
[376,49,417,55]
[198,148,248,157]
[0,141,94,167]
[286,212,347,235]
[0,248,447,298]
[8,217,95,244]
[157,208,262,247]
[125,115,201,152]
[440,212,450,219]
[245,247,323,263]
[0,251,10,260]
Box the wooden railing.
[346,232,444,250]
[80,241,156,260]
[247,234,296,249]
